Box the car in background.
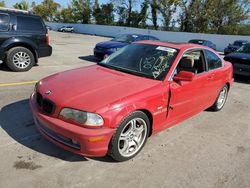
[224,40,248,55]
[0,8,52,72]
[94,34,159,59]
[224,43,250,77]
[31,41,233,162]
[188,39,216,51]
[58,26,74,32]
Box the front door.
[166,49,212,126]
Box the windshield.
[189,40,204,45]
[236,44,250,53]
[233,41,245,46]
[111,34,139,43]
[98,43,179,81]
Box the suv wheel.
[6,47,35,72]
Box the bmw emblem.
[45,90,52,96]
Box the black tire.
[6,47,35,72]
[109,111,150,162]
[209,85,228,111]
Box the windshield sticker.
[156,46,176,53]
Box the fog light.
[72,139,78,145]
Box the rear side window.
[0,13,10,31]
[204,50,222,70]
[17,15,44,31]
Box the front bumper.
[30,93,115,157]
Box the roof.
[0,7,35,16]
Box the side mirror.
[173,71,195,82]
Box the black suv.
[0,8,52,72]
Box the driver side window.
[175,50,206,75]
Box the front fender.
[103,102,154,129]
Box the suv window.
[204,50,222,70]
[0,13,10,31]
[17,15,44,31]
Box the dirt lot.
[0,31,250,188]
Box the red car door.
[165,49,215,126]
[166,73,211,126]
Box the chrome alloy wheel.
[216,86,228,109]
[12,51,31,69]
[118,118,148,157]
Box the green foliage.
[93,1,114,25]
[55,7,74,23]
[0,1,5,7]
[179,0,249,35]
[32,0,60,21]
[7,0,249,35]
[158,0,180,30]
[69,0,91,24]
[238,24,250,35]
[151,0,158,30]
[13,0,29,10]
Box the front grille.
[36,92,55,115]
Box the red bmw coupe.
[30,41,233,161]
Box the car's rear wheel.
[109,111,150,162]
[6,47,35,72]
[209,85,228,111]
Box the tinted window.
[236,43,250,53]
[17,16,44,31]
[149,36,159,40]
[135,36,148,41]
[205,50,222,70]
[0,13,9,31]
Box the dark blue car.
[94,34,159,59]
[188,39,216,51]
[224,40,248,55]
[224,43,250,77]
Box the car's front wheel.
[6,47,35,72]
[109,111,150,162]
[209,84,228,111]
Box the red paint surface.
[30,41,233,157]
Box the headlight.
[60,108,104,127]
[109,48,119,52]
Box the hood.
[225,52,250,60]
[38,65,160,113]
[96,40,128,49]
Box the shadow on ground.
[233,75,250,84]
[0,99,115,162]
[78,55,99,63]
[0,63,11,72]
